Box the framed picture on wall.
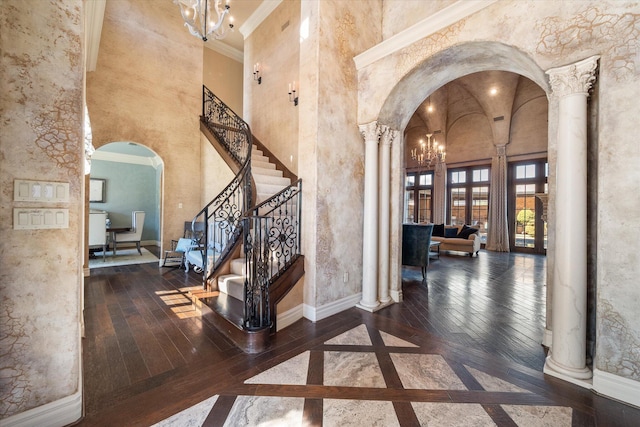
[90,178,106,203]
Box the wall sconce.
[253,63,261,84]
[288,81,298,106]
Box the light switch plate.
[14,208,69,229]
[14,180,70,203]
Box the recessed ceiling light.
[490,88,498,95]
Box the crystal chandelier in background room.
[174,0,234,42]
[411,133,446,168]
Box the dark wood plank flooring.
[77,248,640,426]
[385,251,548,371]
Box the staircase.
[216,145,291,304]
[189,86,304,353]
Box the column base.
[356,299,393,313]
[390,289,403,302]
[544,354,593,388]
[379,295,392,305]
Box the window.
[448,166,490,243]
[509,160,548,253]
[404,171,434,223]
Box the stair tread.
[252,160,276,169]
[252,167,283,177]
[253,175,291,186]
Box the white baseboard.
[276,304,303,331]
[1,390,82,427]
[303,293,362,322]
[593,368,640,408]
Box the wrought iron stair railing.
[195,85,303,333]
[243,179,302,330]
[189,87,252,286]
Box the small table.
[106,227,130,255]
[429,241,441,259]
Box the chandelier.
[411,132,446,167]
[174,0,234,42]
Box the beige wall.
[382,0,455,39]
[298,0,383,308]
[86,0,204,249]
[0,0,84,422]
[204,48,243,116]
[244,0,300,176]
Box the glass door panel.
[472,186,489,243]
[515,183,536,248]
[450,188,466,225]
[404,190,415,223]
[418,189,432,223]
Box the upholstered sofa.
[430,224,481,256]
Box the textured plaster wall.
[382,0,454,40]
[244,1,300,176]
[200,134,235,205]
[86,0,204,248]
[203,48,243,116]
[298,0,383,308]
[0,0,83,420]
[359,1,640,384]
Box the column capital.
[496,144,507,157]
[359,121,381,143]
[546,55,600,98]
[380,126,398,147]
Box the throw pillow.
[444,227,458,238]
[457,225,479,239]
[175,238,195,252]
[433,223,445,237]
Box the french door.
[508,160,547,253]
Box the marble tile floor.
[149,322,623,426]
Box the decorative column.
[378,126,396,306]
[536,192,552,347]
[544,55,599,384]
[357,121,381,311]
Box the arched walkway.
[358,40,598,387]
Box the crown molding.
[354,0,497,70]
[239,0,283,39]
[85,0,106,72]
[204,39,244,63]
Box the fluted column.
[358,121,382,311]
[544,55,599,384]
[378,126,396,305]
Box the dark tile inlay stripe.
[307,350,324,385]
[302,398,323,427]
[394,401,421,427]
[202,394,236,427]
[447,360,484,391]
[482,404,518,427]
[367,326,405,389]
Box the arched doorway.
[375,41,550,309]
[361,41,599,387]
[88,142,164,264]
[402,71,549,252]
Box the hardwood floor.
[387,251,548,371]
[77,249,640,426]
